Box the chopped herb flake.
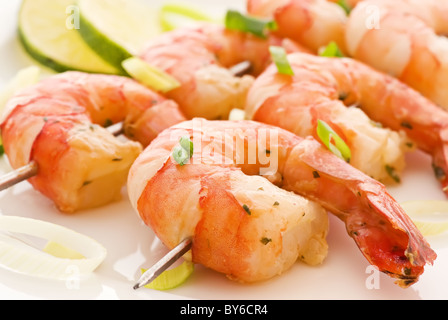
[104,118,113,127]
[400,121,413,130]
[242,204,251,215]
[432,163,446,180]
[385,165,401,183]
[260,237,272,245]
[404,267,412,276]
[312,171,320,178]
[273,201,279,206]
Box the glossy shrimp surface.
[346,0,448,109]
[246,52,411,185]
[139,23,302,121]
[247,0,348,54]
[0,71,186,213]
[128,118,436,287]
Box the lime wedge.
[18,0,119,74]
[77,0,162,70]
[160,3,216,32]
[122,57,180,93]
[142,260,194,291]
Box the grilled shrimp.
[247,0,349,54]
[246,52,411,185]
[139,23,303,120]
[346,0,448,109]
[128,118,436,287]
[0,71,186,213]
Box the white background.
[0,0,447,300]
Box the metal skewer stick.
[0,162,38,191]
[133,237,193,290]
[0,121,125,192]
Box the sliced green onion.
[316,119,351,163]
[173,135,194,166]
[319,41,344,58]
[0,136,4,157]
[0,216,107,279]
[225,10,277,39]
[122,57,180,93]
[160,3,215,32]
[179,135,194,157]
[336,0,352,15]
[269,46,294,76]
[400,200,448,236]
[142,260,194,290]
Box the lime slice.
[401,200,448,236]
[18,0,119,74]
[122,57,180,93]
[142,260,194,291]
[160,3,216,32]
[77,0,162,70]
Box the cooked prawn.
[139,23,305,120]
[128,118,436,287]
[346,0,448,109]
[246,52,411,185]
[0,71,186,213]
[247,0,349,54]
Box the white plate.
[0,0,447,300]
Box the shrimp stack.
[139,23,306,120]
[0,72,185,213]
[346,0,448,110]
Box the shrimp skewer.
[0,71,186,213]
[128,118,436,288]
[345,0,448,110]
[0,121,124,191]
[247,52,448,196]
[139,23,305,120]
[246,52,411,185]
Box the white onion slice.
[0,215,107,280]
